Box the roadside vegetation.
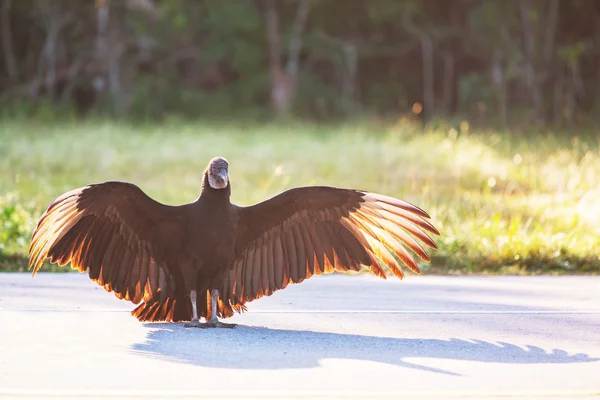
[1,118,599,274]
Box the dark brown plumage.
[29,157,440,328]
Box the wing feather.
[28,182,185,306]
[260,238,271,296]
[273,236,285,290]
[228,186,439,304]
[305,221,325,273]
[252,240,262,297]
[243,244,255,299]
[283,229,298,282]
[291,224,307,282]
[266,235,275,294]
[297,222,316,277]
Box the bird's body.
[29,157,440,328]
[182,186,237,290]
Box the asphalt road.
[1,273,599,400]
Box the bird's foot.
[204,319,237,329]
[184,319,237,329]
[184,319,204,328]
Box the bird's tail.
[131,291,191,322]
[131,290,247,322]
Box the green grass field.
[1,118,599,274]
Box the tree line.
[1,0,599,124]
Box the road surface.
[1,273,599,399]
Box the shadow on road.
[130,324,599,375]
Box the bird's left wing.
[28,181,186,306]
[223,186,439,304]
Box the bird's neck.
[199,171,231,203]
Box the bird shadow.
[130,323,599,376]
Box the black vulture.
[29,157,439,328]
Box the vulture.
[29,157,439,328]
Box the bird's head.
[206,157,229,190]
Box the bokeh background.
[1,0,600,274]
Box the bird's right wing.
[223,186,439,304]
[29,181,186,306]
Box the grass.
[1,117,599,274]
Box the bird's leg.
[204,289,237,329]
[184,289,236,329]
[184,290,203,328]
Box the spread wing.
[223,186,439,304]
[29,181,187,305]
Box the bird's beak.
[219,170,229,182]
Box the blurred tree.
[264,0,310,116]
[1,0,600,124]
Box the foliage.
[0,193,36,269]
[0,0,599,122]
[1,119,599,274]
